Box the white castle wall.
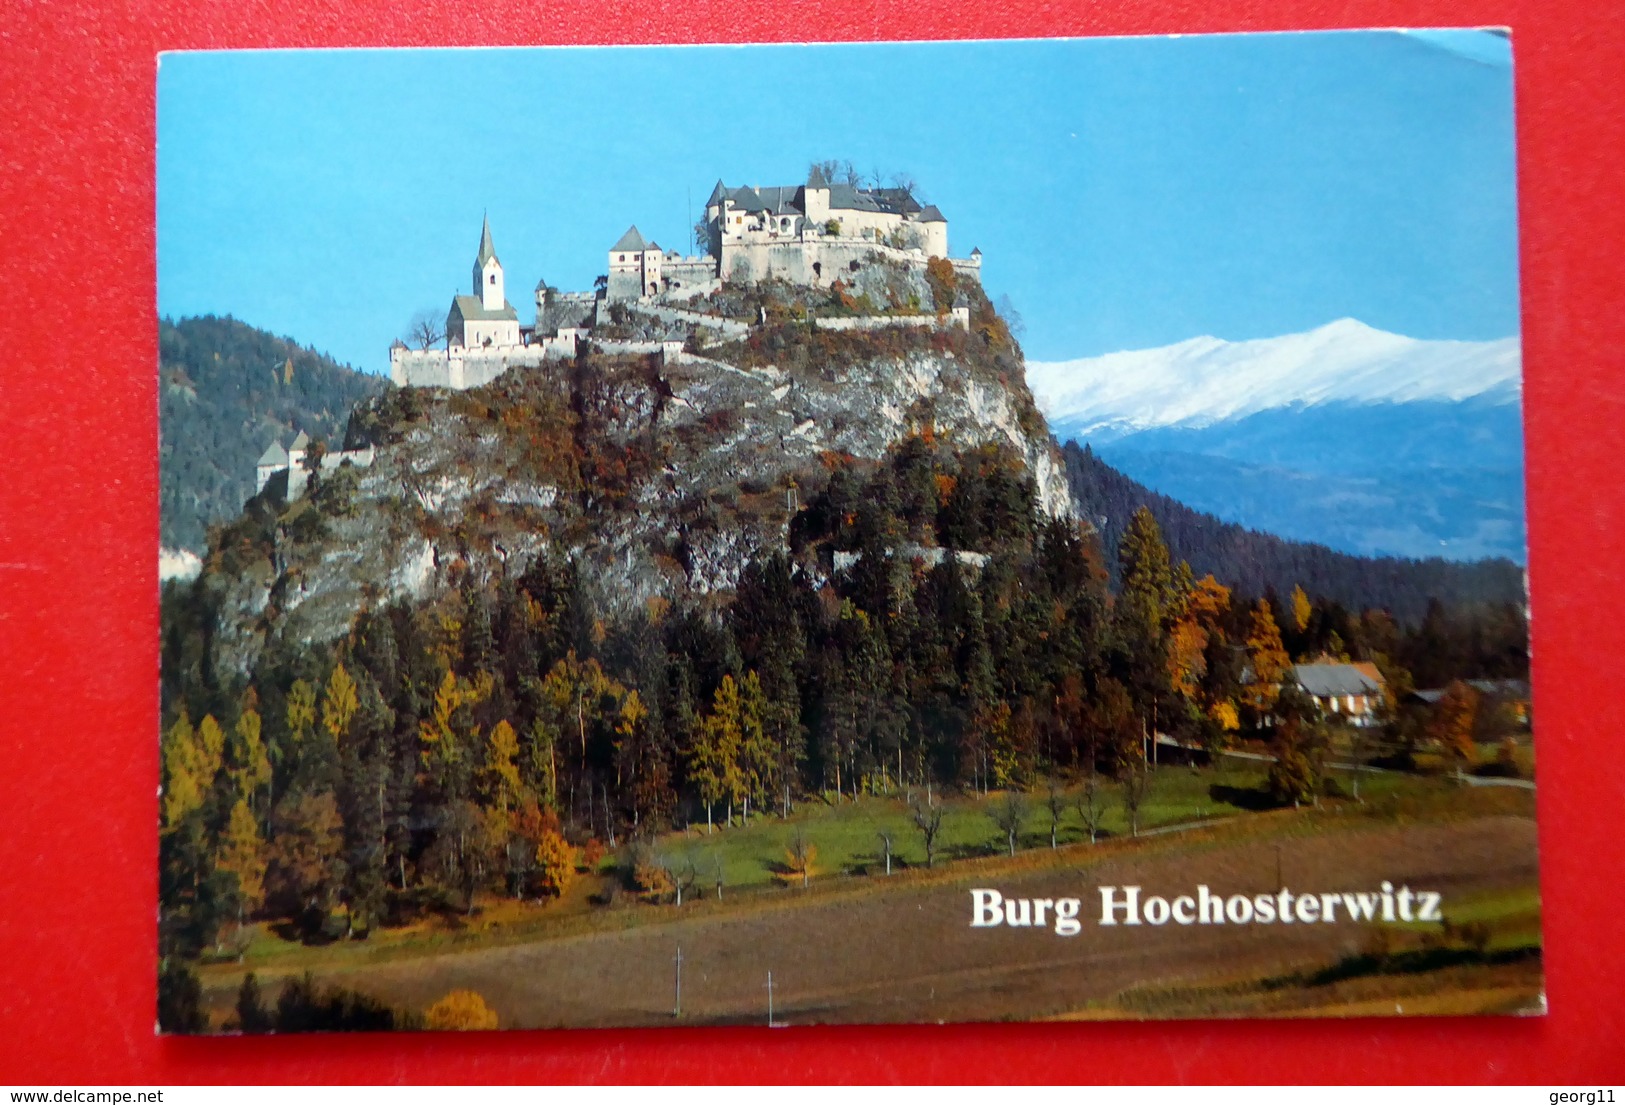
[813,307,970,332]
[390,333,580,389]
[720,234,981,291]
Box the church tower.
[474,214,505,311]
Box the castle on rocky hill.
[388,176,982,391]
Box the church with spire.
[446,215,521,350]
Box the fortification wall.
[812,307,969,332]
[391,338,575,390]
[625,302,749,338]
[721,236,981,290]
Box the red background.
[1,0,1621,1084]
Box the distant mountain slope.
[1028,318,1520,440]
[1063,441,1524,626]
[1029,320,1526,563]
[160,315,387,553]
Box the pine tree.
[234,972,272,1033]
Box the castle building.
[255,428,376,500]
[600,180,971,301]
[389,175,982,393]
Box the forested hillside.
[1063,441,1524,626]
[160,315,387,552]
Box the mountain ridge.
[1028,318,1521,441]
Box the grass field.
[194,763,1542,1028]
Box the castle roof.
[257,441,289,467]
[917,204,946,223]
[871,187,923,215]
[611,225,648,252]
[476,214,499,268]
[450,293,519,322]
[706,180,728,207]
[290,430,310,452]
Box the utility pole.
[673,944,683,1018]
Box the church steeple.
[473,213,505,311]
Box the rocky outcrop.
[196,319,1077,677]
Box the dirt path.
[213,816,1539,1027]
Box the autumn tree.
[533,827,578,900]
[688,674,746,831]
[1429,680,1481,777]
[1242,598,1291,722]
[1267,684,1325,806]
[425,989,499,1031]
[226,700,273,819]
[216,799,267,928]
[265,790,345,927]
[785,825,817,888]
[1290,584,1313,635]
[160,709,207,832]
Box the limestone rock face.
[198,329,1077,677]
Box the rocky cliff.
[194,300,1076,677]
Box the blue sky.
[157,31,1519,371]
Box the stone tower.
[474,214,505,311]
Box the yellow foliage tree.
[285,679,317,751]
[425,989,499,1031]
[217,799,267,918]
[1167,619,1209,700]
[534,829,578,900]
[160,710,204,831]
[1290,584,1313,634]
[321,662,359,747]
[484,719,524,815]
[196,714,225,784]
[1243,599,1290,716]
[227,705,272,812]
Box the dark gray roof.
[257,441,289,467]
[917,204,946,223]
[725,188,770,213]
[1470,678,1530,698]
[1292,663,1382,698]
[871,187,923,214]
[476,215,498,267]
[706,180,727,207]
[450,294,518,322]
[825,183,882,213]
[611,225,648,252]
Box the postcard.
[156,30,1536,1032]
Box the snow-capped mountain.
[1027,320,1527,564]
[1027,318,1521,442]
